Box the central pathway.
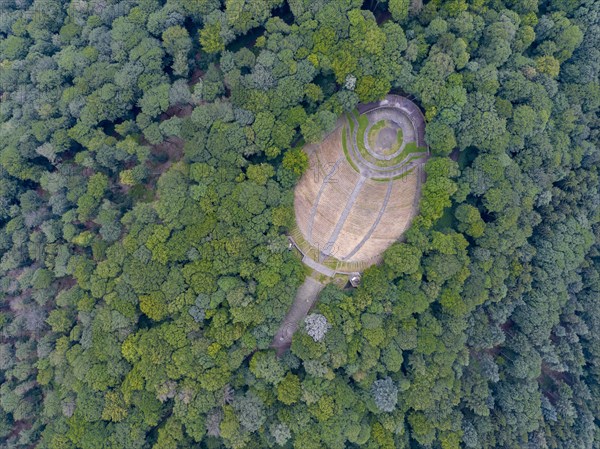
[271,275,325,356]
[342,180,394,260]
[320,175,366,260]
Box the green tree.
[200,22,225,54]
[277,373,302,405]
[389,0,410,22]
[283,148,309,176]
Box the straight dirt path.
[271,275,325,356]
[342,179,394,260]
[321,175,366,258]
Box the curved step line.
[347,115,426,176]
[361,104,427,148]
[362,113,414,161]
[342,179,394,261]
[348,115,406,173]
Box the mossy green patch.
[367,120,387,148]
[342,124,360,173]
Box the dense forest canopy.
[0,0,599,448]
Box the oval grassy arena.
[293,95,428,275]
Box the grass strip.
[367,120,387,148]
[341,123,360,173]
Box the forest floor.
[271,274,325,356]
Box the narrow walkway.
[307,156,344,241]
[321,175,366,258]
[302,255,335,277]
[271,276,325,356]
[343,180,394,260]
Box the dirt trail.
[271,275,325,356]
[321,175,366,258]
